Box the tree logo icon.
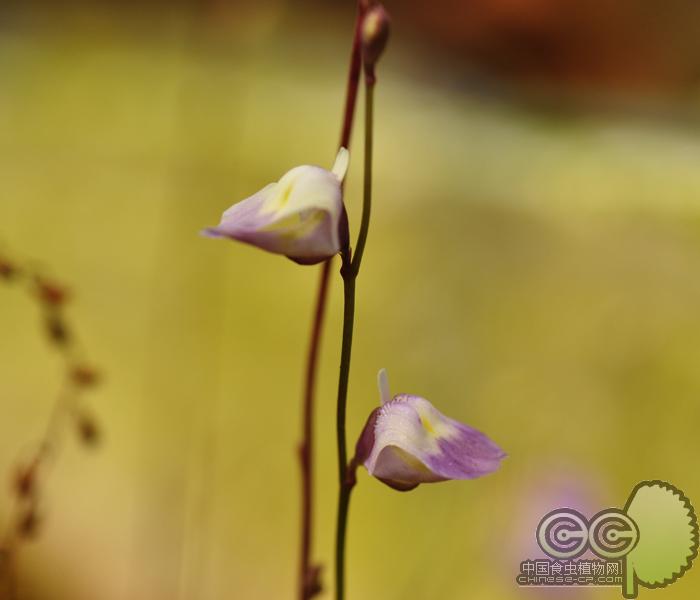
[622,480,699,598]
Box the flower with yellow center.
[353,369,506,491]
[203,148,349,264]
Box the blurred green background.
[1,1,700,598]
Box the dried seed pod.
[304,563,323,598]
[76,413,100,447]
[16,509,41,540]
[0,259,17,280]
[36,279,68,306]
[71,365,100,387]
[45,312,70,346]
[13,464,38,499]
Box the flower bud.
[361,5,390,69]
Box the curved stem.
[334,72,376,600]
[298,3,366,599]
[350,81,374,275]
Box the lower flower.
[353,369,506,491]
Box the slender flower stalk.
[334,245,356,600]
[298,3,367,598]
[351,82,373,274]
[332,127,368,599]
[334,7,389,598]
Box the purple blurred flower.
[353,369,506,491]
[203,148,349,264]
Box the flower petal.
[203,183,276,240]
[203,158,347,263]
[358,372,506,491]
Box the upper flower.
[203,149,350,264]
[353,369,506,491]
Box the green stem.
[334,257,355,600]
[298,3,366,598]
[335,75,376,600]
[350,82,374,275]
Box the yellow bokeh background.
[1,2,700,599]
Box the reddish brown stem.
[298,259,330,600]
[338,5,366,153]
[298,3,366,599]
